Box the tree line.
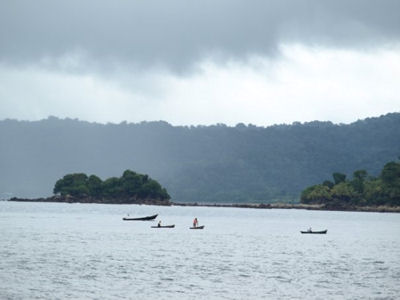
[53,170,170,201]
[1,113,400,202]
[301,159,400,207]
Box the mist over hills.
[1,113,399,203]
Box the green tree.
[322,180,334,189]
[351,169,368,194]
[380,161,400,205]
[120,170,141,196]
[53,173,89,197]
[87,175,103,197]
[332,172,346,185]
[103,177,122,198]
[364,179,385,206]
[331,182,357,203]
[300,184,331,204]
[381,161,400,186]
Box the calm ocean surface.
[1,201,399,299]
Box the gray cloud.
[1,0,399,72]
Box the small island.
[9,160,400,212]
[300,159,400,210]
[10,170,171,206]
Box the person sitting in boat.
[193,217,198,228]
[158,220,161,227]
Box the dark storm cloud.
[1,0,399,72]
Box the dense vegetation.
[1,113,400,203]
[53,170,170,202]
[301,160,400,207]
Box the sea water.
[0,201,399,299]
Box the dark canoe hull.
[151,225,175,228]
[301,230,327,234]
[190,225,205,229]
[122,214,158,221]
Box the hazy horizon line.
[1,111,399,129]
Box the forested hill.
[1,113,399,203]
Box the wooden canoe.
[122,214,158,221]
[190,225,205,229]
[151,225,175,228]
[300,229,327,234]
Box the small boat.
[190,225,205,230]
[122,214,158,221]
[151,225,175,228]
[301,229,327,234]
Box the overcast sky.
[1,0,399,126]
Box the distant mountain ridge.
[1,113,399,203]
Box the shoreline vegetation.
[171,202,400,213]
[6,158,400,213]
[300,160,400,210]
[48,170,171,205]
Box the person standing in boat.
[193,217,198,228]
[158,220,161,227]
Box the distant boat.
[301,229,327,234]
[190,225,205,230]
[151,224,175,228]
[122,214,158,221]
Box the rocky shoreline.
[172,202,400,213]
[7,196,400,212]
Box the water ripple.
[1,202,400,299]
